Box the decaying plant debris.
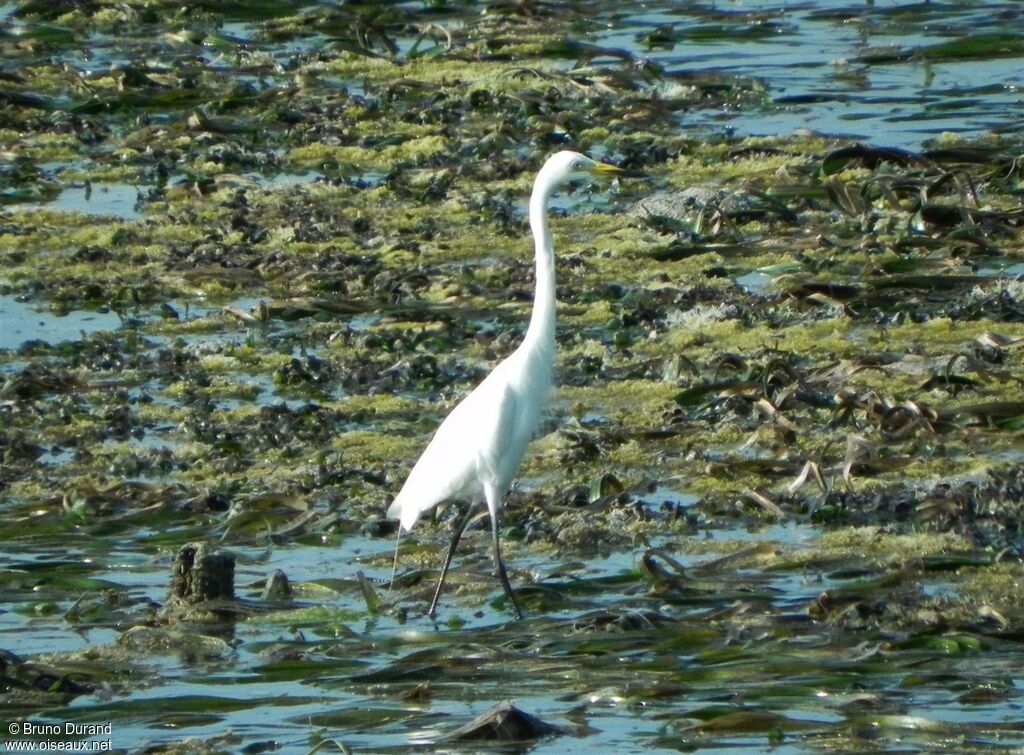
[1,0,1024,751]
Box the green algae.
[800,528,971,564]
[2,2,1024,753]
[288,135,450,171]
[248,605,363,627]
[955,563,1024,610]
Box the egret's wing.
[387,371,509,531]
[387,414,476,530]
[473,372,520,488]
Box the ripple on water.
[2,2,1022,750]
[593,2,1024,148]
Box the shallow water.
[3,1,1024,752]
[17,183,142,220]
[601,0,1023,148]
[0,295,124,351]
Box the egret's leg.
[428,504,477,617]
[490,510,524,620]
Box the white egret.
[387,150,637,619]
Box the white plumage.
[387,150,631,618]
[387,345,552,533]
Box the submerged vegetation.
[2,0,1024,751]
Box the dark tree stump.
[170,543,235,604]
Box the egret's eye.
[571,159,584,170]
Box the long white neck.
[523,171,556,353]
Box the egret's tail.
[386,495,421,533]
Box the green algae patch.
[314,54,555,89]
[948,563,1024,627]
[2,2,1024,752]
[805,528,971,564]
[562,380,678,427]
[335,393,424,418]
[331,429,424,470]
[287,135,449,170]
[247,605,363,627]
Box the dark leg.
[428,504,477,617]
[491,512,524,620]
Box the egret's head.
[541,150,638,190]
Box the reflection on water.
[2,2,1022,751]
[13,183,142,220]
